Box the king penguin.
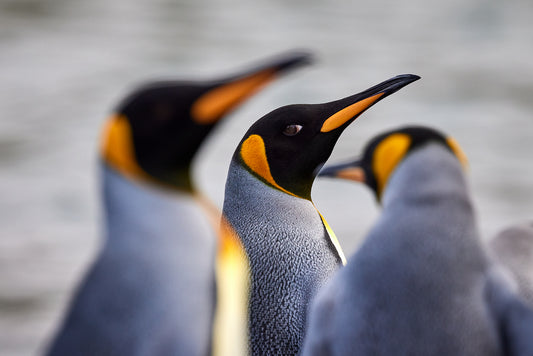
[489,221,533,305]
[45,50,313,356]
[303,126,533,356]
[221,75,420,354]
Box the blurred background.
[1,0,532,354]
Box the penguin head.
[319,125,468,201]
[100,50,313,192]
[233,74,421,200]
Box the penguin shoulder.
[485,265,533,356]
[302,274,344,356]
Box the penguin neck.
[222,158,343,274]
[144,164,196,193]
[223,159,319,231]
[381,143,473,214]
[101,163,213,243]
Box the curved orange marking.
[320,93,383,132]
[373,133,411,197]
[100,114,149,180]
[446,137,469,169]
[240,134,297,197]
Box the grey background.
[1,0,532,354]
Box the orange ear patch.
[191,70,275,125]
[240,134,296,197]
[373,133,411,196]
[100,114,148,180]
[446,137,469,169]
[320,93,383,133]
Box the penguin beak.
[320,74,421,133]
[319,160,366,183]
[191,50,314,124]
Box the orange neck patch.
[239,134,297,197]
[212,216,251,356]
[316,209,347,265]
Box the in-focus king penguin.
[45,50,313,356]
[222,75,420,354]
[303,126,533,356]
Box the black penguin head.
[319,125,468,201]
[100,50,313,192]
[234,74,421,200]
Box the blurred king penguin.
[46,50,312,356]
[222,75,420,354]
[303,126,533,356]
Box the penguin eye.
[283,124,303,136]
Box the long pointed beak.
[318,160,366,183]
[320,74,420,132]
[191,50,314,124]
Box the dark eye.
[283,124,303,136]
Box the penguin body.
[223,160,339,354]
[489,221,533,305]
[222,75,420,354]
[49,166,217,355]
[303,126,533,356]
[46,51,313,356]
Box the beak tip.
[378,73,421,98]
[395,73,422,84]
[407,73,421,82]
[275,49,315,72]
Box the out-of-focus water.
[1,0,532,354]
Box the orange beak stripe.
[191,70,276,125]
[320,93,383,132]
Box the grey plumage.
[221,74,420,354]
[223,160,339,355]
[47,166,217,356]
[489,221,533,305]
[303,142,533,356]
